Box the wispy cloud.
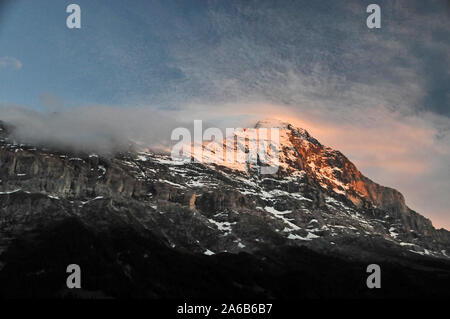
[0,56,22,69]
[0,102,182,155]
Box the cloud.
[0,103,185,155]
[0,56,22,69]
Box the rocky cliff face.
[270,120,442,241]
[1,118,450,298]
[1,119,448,261]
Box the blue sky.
[0,0,449,228]
[2,0,448,113]
[0,0,188,107]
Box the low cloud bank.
[0,104,183,154]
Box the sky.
[0,0,449,229]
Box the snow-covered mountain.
[0,118,449,298]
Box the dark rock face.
[0,119,449,298]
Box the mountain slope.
[0,118,449,298]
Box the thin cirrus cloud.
[0,56,22,70]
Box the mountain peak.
[254,118,315,140]
[254,118,291,129]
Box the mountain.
[0,118,449,298]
